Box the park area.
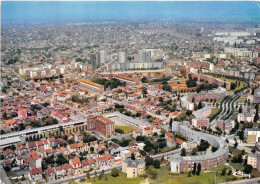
[75,165,240,184]
[218,77,245,92]
[115,125,135,134]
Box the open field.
[150,165,239,184]
[82,172,144,184]
[209,107,219,119]
[115,125,135,134]
[81,165,240,184]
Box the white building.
[119,51,127,63]
[138,50,151,63]
[99,50,107,64]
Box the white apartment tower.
[99,50,107,64]
[138,50,151,63]
[119,51,127,63]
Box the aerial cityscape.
[1,1,260,184]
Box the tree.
[181,148,186,156]
[191,148,197,155]
[238,106,242,113]
[98,174,102,180]
[161,155,164,162]
[111,168,119,177]
[196,163,201,176]
[221,168,227,176]
[231,83,237,90]
[105,175,108,181]
[252,149,256,153]
[169,118,173,130]
[211,146,218,152]
[234,141,238,148]
[145,156,154,169]
[95,170,97,177]
[153,160,161,169]
[86,172,90,179]
[198,101,203,109]
[141,77,148,83]
[131,153,136,160]
[244,164,253,174]
[227,170,232,175]
[192,163,197,175]
[188,171,192,177]
[254,104,259,122]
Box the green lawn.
[218,77,245,92]
[79,165,241,184]
[228,146,248,172]
[229,146,248,156]
[83,172,144,184]
[209,107,219,119]
[115,125,135,134]
[150,165,239,184]
[228,160,245,172]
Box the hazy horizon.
[2,1,260,26]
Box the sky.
[1,1,260,25]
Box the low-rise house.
[17,146,28,155]
[64,163,73,177]
[3,149,15,160]
[96,154,114,168]
[74,132,83,142]
[16,155,24,166]
[132,129,142,139]
[121,150,131,160]
[45,168,56,182]
[54,165,66,180]
[29,151,42,169]
[167,137,176,148]
[48,138,56,147]
[27,142,37,151]
[69,157,82,175]
[129,148,140,158]
[165,132,174,140]
[175,138,187,148]
[57,147,69,156]
[137,143,145,151]
[29,168,42,182]
[3,160,12,169]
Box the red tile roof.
[71,157,81,165]
[30,168,42,176]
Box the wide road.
[0,165,12,184]
[219,177,260,184]
[7,66,31,86]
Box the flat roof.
[0,137,22,147]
